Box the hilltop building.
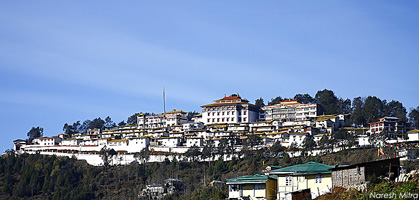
[201,94,260,124]
[137,110,188,129]
[260,99,319,122]
[368,116,406,134]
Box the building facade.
[331,158,400,188]
[201,94,260,125]
[267,161,333,200]
[261,100,319,122]
[227,174,278,200]
[368,117,405,134]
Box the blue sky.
[1,1,419,151]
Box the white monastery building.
[201,94,260,124]
[261,99,319,122]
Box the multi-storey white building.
[137,114,165,129]
[165,110,188,126]
[368,116,405,134]
[201,94,260,124]
[261,99,318,122]
[32,137,61,146]
[137,110,188,129]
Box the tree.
[240,145,253,159]
[350,97,365,126]
[134,148,150,164]
[289,142,298,152]
[104,116,116,129]
[337,98,351,114]
[318,134,331,153]
[79,120,92,134]
[63,121,81,137]
[201,140,215,162]
[254,97,265,107]
[268,96,283,106]
[363,96,385,123]
[118,120,126,126]
[409,107,419,129]
[302,137,316,151]
[247,135,262,148]
[283,152,291,163]
[217,138,228,157]
[27,127,43,143]
[90,117,105,130]
[332,129,356,149]
[384,100,407,122]
[186,111,200,121]
[315,89,338,115]
[127,113,139,125]
[184,145,201,162]
[99,146,117,170]
[268,141,284,157]
[294,93,314,104]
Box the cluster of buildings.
[226,157,402,200]
[12,94,418,166]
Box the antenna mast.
[163,87,166,117]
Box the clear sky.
[1,1,419,151]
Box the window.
[286,176,292,186]
[227,111,230,115]
[226,118,229,122]
[207,119,210,123]
[243,117,247,121]
[315,175,322,183]
[243,111,247,115]
[217,118,220,122]
[230,184,242,192]
[296,176,305,183]
[222,112,225,115]
[254,184,263,190]
[217,112,220,116]
[232,111,235,115]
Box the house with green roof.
[266,161,333,200]
[226,174,277,200]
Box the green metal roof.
[271,162,333,175]
[226,174,277,184]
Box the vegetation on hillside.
[317,176,419,200]
[0,147,396,200]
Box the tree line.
[255,89,419,128]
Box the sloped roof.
[271,162,333,175]
[226,174,277,184]
[407,129,419,133]
[166,110,186,114]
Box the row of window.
[371,123,384,127]
[285,175,322,186]
[228,184,264,192]
[371,128,383,132]
[206,117,248,123]
[207,110,249,116]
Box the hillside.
[1,148,414,200]
[317,176,419,200]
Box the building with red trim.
[201,94,260,124]
[368,116,406,134]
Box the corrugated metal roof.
[226,174,277,184]
[271,162,333,175]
